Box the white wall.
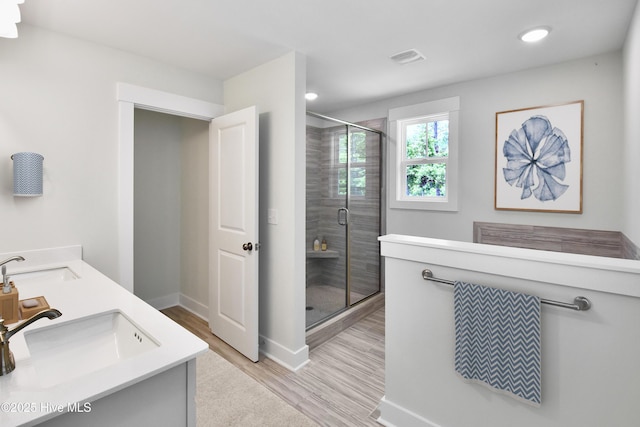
[180,117,210,316]
[223,52,309,369]
[332,52,625,243]
[133,109,182,303]
[379,235,640,427]
[623,2,640,244]
[0,25,223,281]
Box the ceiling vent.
[390,49,425,65]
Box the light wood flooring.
[161,305,385,426]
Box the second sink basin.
[24,310,159,387]
[11,267,79,285]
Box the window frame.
[388,97,460,211]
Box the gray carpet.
[196,351,317,426]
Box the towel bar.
[421,269,592,311]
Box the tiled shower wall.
[306,124,323,288]
[306,118,385,301]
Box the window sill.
[389,198,458,212]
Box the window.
[336,130,367,197]
[389,97,459,211]
[401,115,449,198]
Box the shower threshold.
[306,292,384,349]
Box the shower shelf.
[306,250,339,259]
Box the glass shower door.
[344,125,381,305]
[306,114,383,329]
[305,120,349,328]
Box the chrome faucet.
[1,256,25,293]
[0,309,62,376]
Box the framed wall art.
[495,100,583,213]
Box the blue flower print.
[502,115,571,201]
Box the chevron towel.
[454,281,541,406]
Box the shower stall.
[305,112,385,329]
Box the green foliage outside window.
[406,121,449,159]
[404,119,449,197]
[406,164,446,197]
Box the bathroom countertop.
[0,257,209,427]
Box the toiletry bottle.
[313,237,320,251]
[0,277,19,324]
[321,238,327,251]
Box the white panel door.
[209,106,259,362]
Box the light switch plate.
[267,208,279,225]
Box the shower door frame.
[307,111,385,326]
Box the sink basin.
[24,310,159,387]
[10,267,78,285]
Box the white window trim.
[388,96,460,211]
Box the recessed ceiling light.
[519,27,551,43]
[305,92,318,101]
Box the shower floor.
[305,285,366,328]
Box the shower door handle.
[337,208,349,226]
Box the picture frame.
[495,100,583,213]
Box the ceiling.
[20,0,638,113]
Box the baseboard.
[179,293,209,321]
[259,335,310,372]
[144,292,180,310]
[377,396,441,427]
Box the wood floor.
[161,305,385,426]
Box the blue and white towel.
[454,281,541,406]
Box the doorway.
[133,109,210,313]
[116,82,223,294]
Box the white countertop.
[0,256,209,426]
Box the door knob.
[242,242,253,251]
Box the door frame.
[117,83,224,292]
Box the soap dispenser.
[0,276,19,324]
[313,237,320,251]
[0,257,24,324]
